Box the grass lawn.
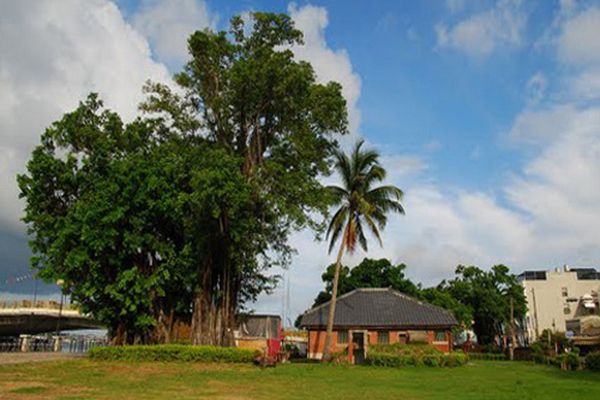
[0,359,598,399]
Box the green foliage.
[312,258,418,307]
[439,264,526,345]
[370,343,442,356]
[88,345,254,363]
[468,352,507,361]
[367,351,468,368]
[366,344,467,368]
[19,11,348,345]
[585,351,600,371]
[418,286,473,330]
[325,140,404,256]
[557,353,581,370]
[329,350,350,364]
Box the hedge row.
[585,351,600,371]
[366,352,468,368]
[370,343,443,356]
[532,351,600,371]
[467,352,507,361]
[88,344,254,363]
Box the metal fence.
[0,336,108,353]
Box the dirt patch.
[0,381,92,400]
[0,353,85,366]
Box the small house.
[300,288,458,363]
[234,314,282,359]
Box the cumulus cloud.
[0,0,170,231]
[558,6,600,65]
[288,4,362,142]
[132,0,217,68]
[436,0,526,58]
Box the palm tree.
[321,140,405,362]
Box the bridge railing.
[0,300,80,311]
[0,335,108,353]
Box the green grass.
[9,386,48,394]
[1,359,598,399]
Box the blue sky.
[2,0,600,322]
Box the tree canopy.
[18,12,348,345]
[312,258,419,307]
[440,264,527,345]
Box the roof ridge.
[301,288,362,316]
[388,289,456,317]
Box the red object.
[267,319,282,359]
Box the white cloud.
[288,4,362,143]
[436,0,526,58]
[446,0,468,13]
[526,72,548,106]
[0,0,171,230]
[132,0,217,68]
[558,6,600,65]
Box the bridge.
[0,300,103,336]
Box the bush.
[370,343,442,356]
[557,353,580,370]
[585,351,600,371]
[443,353,469,367]
[330,350,350,365]
[89,344,254,363]
[422,354,442,367]
[367,351,467,368]
[468,352,506,361]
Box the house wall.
[307,328,453,359]
[520,269,600,342]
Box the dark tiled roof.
[300,288,458,329]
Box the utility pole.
[509,297,515,361]
[532,288,540,340]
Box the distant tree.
[418,286,472,331]
[321,141,405,361]
[311,258,419,307]
[441,265,526,345]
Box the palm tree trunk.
[321,235,346,362]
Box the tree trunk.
[321,235,346,362]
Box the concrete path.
[0,352,85,366]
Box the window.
[434,331,447,342]
[562,287,568,297]
[378,331,389,344]
[337,330,348,344]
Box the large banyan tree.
[18,12,347,345]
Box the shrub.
[422,354,442,367]
[443,353,469,367]
[370,343,442,356]
[585,351,600,371]
[556,353,580,370]
[367,351,467,368]
[468,352,506,361]
[330,350,350,365]
[89,344,254,363]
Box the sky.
[2,0,600,325]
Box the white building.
[518,266,600,342]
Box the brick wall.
[307,328,453,359]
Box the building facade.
[300,288,458,363]
[519,266,600,342]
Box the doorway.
[352,332,365,364]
